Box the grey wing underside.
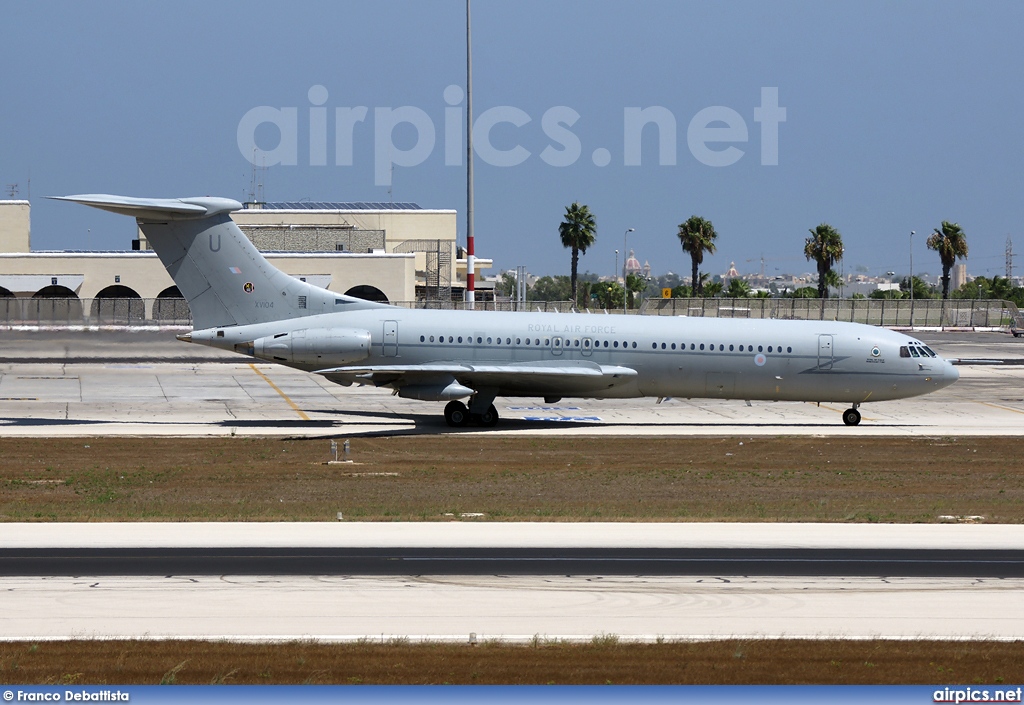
[315,361,638,396]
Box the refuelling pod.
[253,328,371,366]
[397,377,474,401]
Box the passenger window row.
[417,334,793,354]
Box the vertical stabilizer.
[53,194,386,329]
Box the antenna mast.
[465,0,475,309]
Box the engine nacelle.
[253,328,371,367]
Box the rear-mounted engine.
[251,328,371,366]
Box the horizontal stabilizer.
[50,194,243,221]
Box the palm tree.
[558,202,597,304]
[726,278,751,298]
[927,221,968,299]
[677,216,717,295]
[804,223,844,298]
[703,280,724,298]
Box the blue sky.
[2,0,1022,281]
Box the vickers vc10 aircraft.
[57,194,959,428]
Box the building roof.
[249,201,423,211]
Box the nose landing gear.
[842,405,862,426]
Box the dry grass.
[1,436,1021,522]
[0,639,1021,685]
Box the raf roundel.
[243,282,255,294]
[754,353,767,367]
[871,346,881,357]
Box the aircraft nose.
[941,361,960,388]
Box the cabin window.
[787,346,792,353]
[652,343,657,350]
[661,343,667,350]
[728,344,734,351]
[429,336,435,342]
[420,335,425,342]
[768,346,773,353]
[690,344,695,350]
[671,343,676,350]
[758,345,763,352]
[699,344,705,350]
[631,342,637,348]
[900,346,910,358]
[448,336,453,343]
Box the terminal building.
[0,198,491,324]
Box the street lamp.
[623,228,634,314]
[909,230,916,328]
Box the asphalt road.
[4,547,1024,578]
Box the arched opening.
[153,286,190,323]
[92,285,145,324]
[0,285,16,322]
[31,286,83,323]
[344,285,389,303]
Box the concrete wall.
[0,201,30,253]
[0,251,415,303]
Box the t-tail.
[52,194,387,330]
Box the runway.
[3,523,1023,641]
[1,330,1023,437]
[4,547,1024,578]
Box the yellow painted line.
[249,363,311,421]
[977,401,1024,416]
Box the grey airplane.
[57,194,958,428]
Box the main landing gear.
[444,400,499,428]
[842,405,862,426]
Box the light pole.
[909,230,916,328]
[623,228,634,314]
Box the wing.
[315,360,637,396]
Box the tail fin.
[53,194,387,330]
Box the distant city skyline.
[2,1,1021,281]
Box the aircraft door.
[817,334,833,370]
[551,336,563,356]
[383,320,398,357]
[581,337,593,357]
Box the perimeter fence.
[1,295,1020,331]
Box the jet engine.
[252,328,371,366]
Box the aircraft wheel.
[444,400,470,428]
[842,408,861,426]
[476,404,499,428]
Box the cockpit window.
[909,346,920,357]
[900,346,910,358]
[923,346,937,357]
